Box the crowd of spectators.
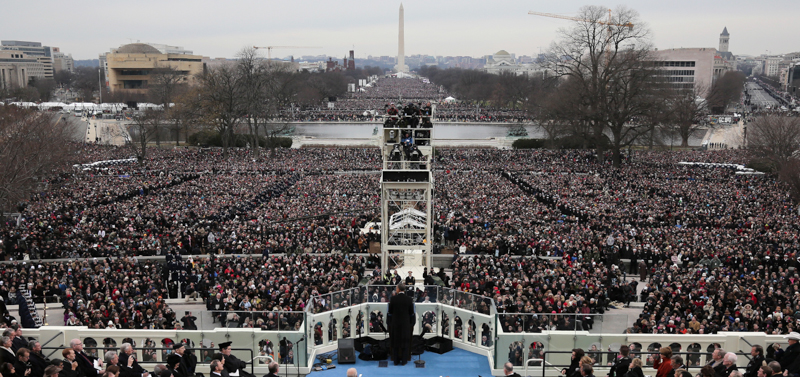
[273,77,529,122]
[3,144,800,340]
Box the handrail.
[41,331,63,348]
[540,351,578,377]
[306,284,496,315]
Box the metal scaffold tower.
[380,108,434,276]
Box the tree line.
[126,48,382,161]
[420,6,745,166]
[0,106,78,212]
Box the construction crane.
[529,9,634,61]
[253,46,322,61]
[528,9,633,30]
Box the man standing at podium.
[388,283,415,366]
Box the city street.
[746,81,780,108]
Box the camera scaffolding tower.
[380,111,434,278]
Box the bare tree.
[540,77,584,147]
[128,109,162,162]
[746,116,800,204]
[72,67,101,102]
[665,85,709,147]
[236,47,270,157]
[169,88,202,146]
[0,106,78,211]
[545,5,663,166]
[149,66,189,146]
[195,63,245,158]
[706,71,746,113]
[261,64,301,155]
[779,159,800,205]
[748,115,800,169]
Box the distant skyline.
[3,0,797,61]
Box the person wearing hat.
[171,343,194,377]
[779,332,800,375]
[404,271,415,286]
[164,354,183,377]
[219,342,252,377]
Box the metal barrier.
[538,351,583,377]
[306,285,496,316]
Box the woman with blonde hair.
[653,347,673,377]
[625,358,645,377]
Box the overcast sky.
[3,0,796,61]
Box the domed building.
[105,42,205,93]
[483,50,546,76]
[114,43,162,55]
[483,50,517,75]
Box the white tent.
[443,96,457,103]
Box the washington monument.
[394,3,409,73]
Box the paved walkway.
[86,118,131,146]
[703,120,745,149]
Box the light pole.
[98,67,102,103]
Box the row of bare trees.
[128,48,376,161]
[747,115,800,204]
[419,6,745,166]
[537,6,749,165]
[0,106,78,212]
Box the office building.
[0,50,46,90]
[0,41,54,79]
[652,48,717,93]
[104,43,204,93]
[52,47,74,73]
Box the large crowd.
[273,77,529,122]
[2,143,800,343]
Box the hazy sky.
[3,0,797,61]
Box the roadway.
[746,81,780,109]
[52,112,90,142]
